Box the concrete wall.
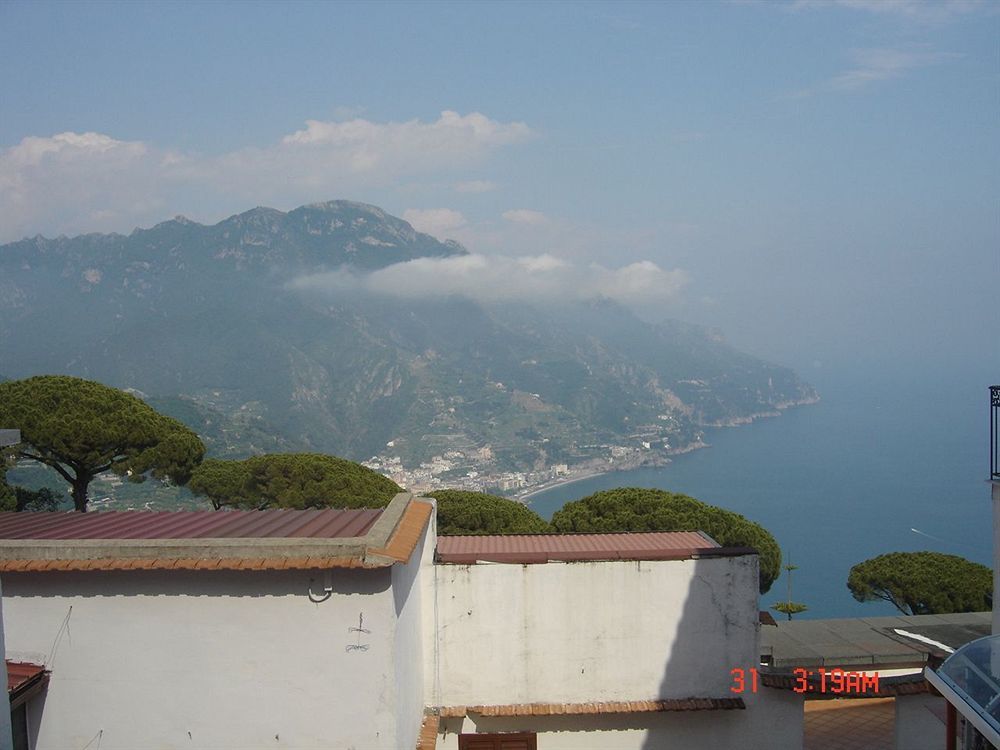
[392,507,436,750]
[3,567,404,750]
[895,694,946,750]
[429,555,760,706]
[0,578,13,750]
[426,553,802,749]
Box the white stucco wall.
[3,567,407,750]
[0,577,13,750]
[429,555,760,706]
[426,552,803,749]
[895,694,946,750]
[392,507,435,750]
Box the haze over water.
[528,364,995,620]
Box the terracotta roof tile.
[760,670,929,697]
[439,698,745,717]
[416,710,439,750]
[0,553,389,572]
[371,501,433,562]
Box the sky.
[1,0,997,378]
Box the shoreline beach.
[518,470,611,503]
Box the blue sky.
[1,0,997,375]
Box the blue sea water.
[527,366,996,620]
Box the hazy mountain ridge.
[0,201,817,474]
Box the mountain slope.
[0,201,817,476]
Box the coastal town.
[362,439,693,500]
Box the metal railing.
[992,386,1000,481]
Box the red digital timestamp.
[730,667,880,694]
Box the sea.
[526,364,997,620]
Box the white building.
[426,531,801,749]
[0,494,434,750]
[0,493,801,749]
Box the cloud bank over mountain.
[290,253,690,307]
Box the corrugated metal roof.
[0,496,435,572]
[0,508,382,540]
[438,697,746,717]
[435,530,748,564]
[759,612,992,670]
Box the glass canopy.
[926,634,1000,747]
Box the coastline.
[518,470,611,502]
[517,444,704,503]
[515,395,820,503]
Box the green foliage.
[772,558,808,620]
[10,486,62,512]
[771,602,808,620]
[847,551,992,615]
[189,453,401,510]
[550,487,781,593]
[0,474,13,512]
[145,395,297,459]
[0,376,205,511]
[427,490,552,535]
[1,445,18,510]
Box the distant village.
[362,436,692,499]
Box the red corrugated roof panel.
[0,497,437,572]
[436,530,752,564]
[0,508,382,540]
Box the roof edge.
[761,669,931,697]
[0,494,433,571]
[436,545,756,565]
[437,697,746,717]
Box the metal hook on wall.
[308,570,333,603]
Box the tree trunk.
[71,475,91,512]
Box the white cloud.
[402,208,467,237]
[830,48,951,90]
[502,209,548,226]
[0,111,534,242]
[792,0,987,23]
[5,131,146,167]
[291,253,689,308]
[454,179,497,193]
[0,132,163,238]
[783,47,958,98]
[281,110,531,152]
